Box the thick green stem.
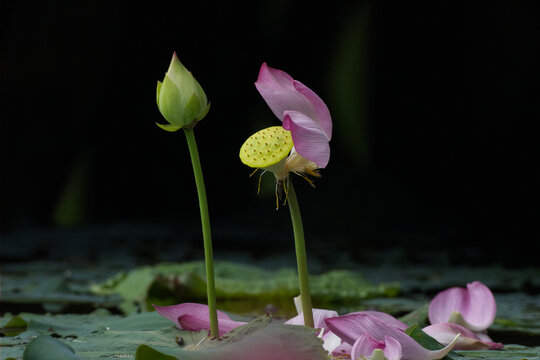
[184,127,219,338]
[287,181,314,328]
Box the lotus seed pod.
[239,126,293,169]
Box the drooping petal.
[283,110,330,168]
[326,313,460,360]
[293,80,332,140]
[423,323,503,350]
[349,310,408,331]
[255,63,319,122]
[428,281,496,332]
[155,123,182,132]
[350,333,385,360]
[153,303,246,337]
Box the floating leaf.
[137,315,328,360]
[91,261,399,316]
[1,315,28,336]
[135,344,177,360]
[22,335,86,360]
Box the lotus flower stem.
[287,181,314,328]
[183,127,218,338]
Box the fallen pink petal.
[326,313,460,360]
[423,323,503,350]
[351,333,402,360]
[153,303,246,337]
[348,310,408,331]
[428,281,497,332]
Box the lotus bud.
[156,52,210,131]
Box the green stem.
[184,127,219,338]
[287,181,314,328]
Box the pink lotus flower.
[153,303,246,337]
[255,63,332,169]
[284,295,407,356]
[325,313,460,360]
[326,311,407,358]
[428,281,496,332]
[351,333,402,360]
[423,323,503,350]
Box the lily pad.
[2,311,539,360]
[91,261,399,315]
[22,336,85,360]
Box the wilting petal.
[283,110,330,168]
[255,63,319,122]
[429,281,496,332]
[326,313,460,360]
[423,323,503,350]
[349,311,408,331]
[153,303,246,337]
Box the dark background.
[1,1,538,268]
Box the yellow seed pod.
[239,126,293,168]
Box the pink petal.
[283,110,330,168]
[293,80,332,140]
[350,333,385,360]
[383,336,404,360]
[429,287,467,325]
[153,303,246,337]
[349,311,408,331]
[326,313,460,360]
[321,331,342,353]
[285,308,339,334]
[423,323,503,350]
[331,341,353,357]
[428,281,496,332]
[462,282,497,331]
[255,63,319,123]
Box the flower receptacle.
[239,126,293,170]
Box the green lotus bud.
[156,52,210,131]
